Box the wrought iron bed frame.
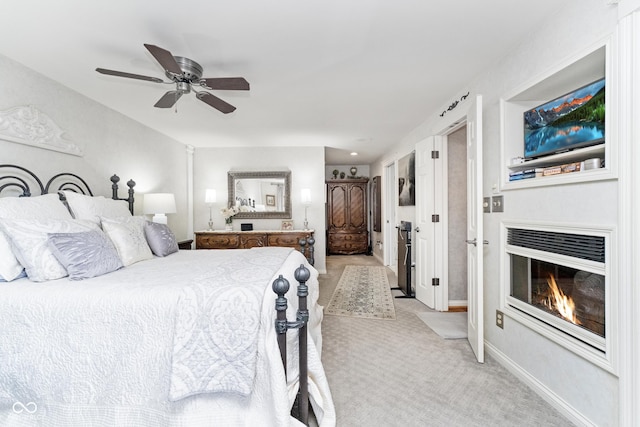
[0,164,311,425]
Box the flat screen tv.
[523,78,605,160]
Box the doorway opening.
[446,125,468,309]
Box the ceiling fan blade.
[201,77,250,91]
[143,44,182,76]
[196,92,236,114]
[96,68,163,83]
[154,91,183,108]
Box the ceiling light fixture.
[350,152,358,156]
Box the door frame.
[383,160,397,271]
[425,94,484,363]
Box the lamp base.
[208,221,214,231]
[152,214,168,224]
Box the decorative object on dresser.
[205,188,217,231]
[326,178,369,255]
[301,188,311,230]
[195,229,315,265]
[220,205,239,230]
[281,220,294,230]
[143,193,176,224]
[349,166,357,176]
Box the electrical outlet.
[492,195,504,213]
[496,310,504,329]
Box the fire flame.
[542,274,580,325]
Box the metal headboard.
[0,164,136,214]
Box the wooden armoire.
[326,178,369,255]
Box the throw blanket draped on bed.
[169,247,293,399]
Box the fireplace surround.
[501,221,616,373]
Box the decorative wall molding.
[0,105,82,156]
[439,91,470,118]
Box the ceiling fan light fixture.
[176,81,191,94]
[97,43,249,114]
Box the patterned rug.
[325,265,396,320]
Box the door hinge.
[431,214,440,223]
[432,278,440,286]
[431,150,440,159]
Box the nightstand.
[177,239,193,250]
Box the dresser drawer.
[267,232,311,248]
[196,234,240,249]
[328,232,368,255]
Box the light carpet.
[325,265,396,320]
[416,311,468,339]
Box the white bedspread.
[0,247,335,427]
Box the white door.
[415,137,435,308]
[466,95,484,363]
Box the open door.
[415,137,435,308]
[466,95,484,363]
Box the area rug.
[325,265,396,320]
[415,311,467,339]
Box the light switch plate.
[492,195,504,213]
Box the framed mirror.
[227,171,291,219]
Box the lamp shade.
[301,188,311,205]
[205,189,217,204]
[144,193,176,224]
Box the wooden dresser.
[195,230,315,262]
[326,178,369,255]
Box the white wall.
[194,146,327,273]
[375,1,622,425]
[0,53,190,239]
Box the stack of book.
[540,161,582,176]
[509,161,583,181]
[509,168,543,181]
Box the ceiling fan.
[96,44,249,114]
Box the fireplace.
[501,222,615,372]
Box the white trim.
[485,341,596,427]
[615,8,640,426]
[186,145,195,240]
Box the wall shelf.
[500,41,615,190]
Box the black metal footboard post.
[272,264,310,426]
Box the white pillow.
[101,216,153,266]
[0,230,24,281]
[62,191,132,224]
[0,194,73,281]
[0,218,99,282]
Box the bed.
[0,165,335,426]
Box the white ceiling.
[0,0,571,165]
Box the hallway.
[317,255,570,426]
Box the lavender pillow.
[144,221,179,257]
[48,229,123,280]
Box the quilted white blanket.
[0,247,335,427]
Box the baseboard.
[448,300,467,311]
[484,341,595,426]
